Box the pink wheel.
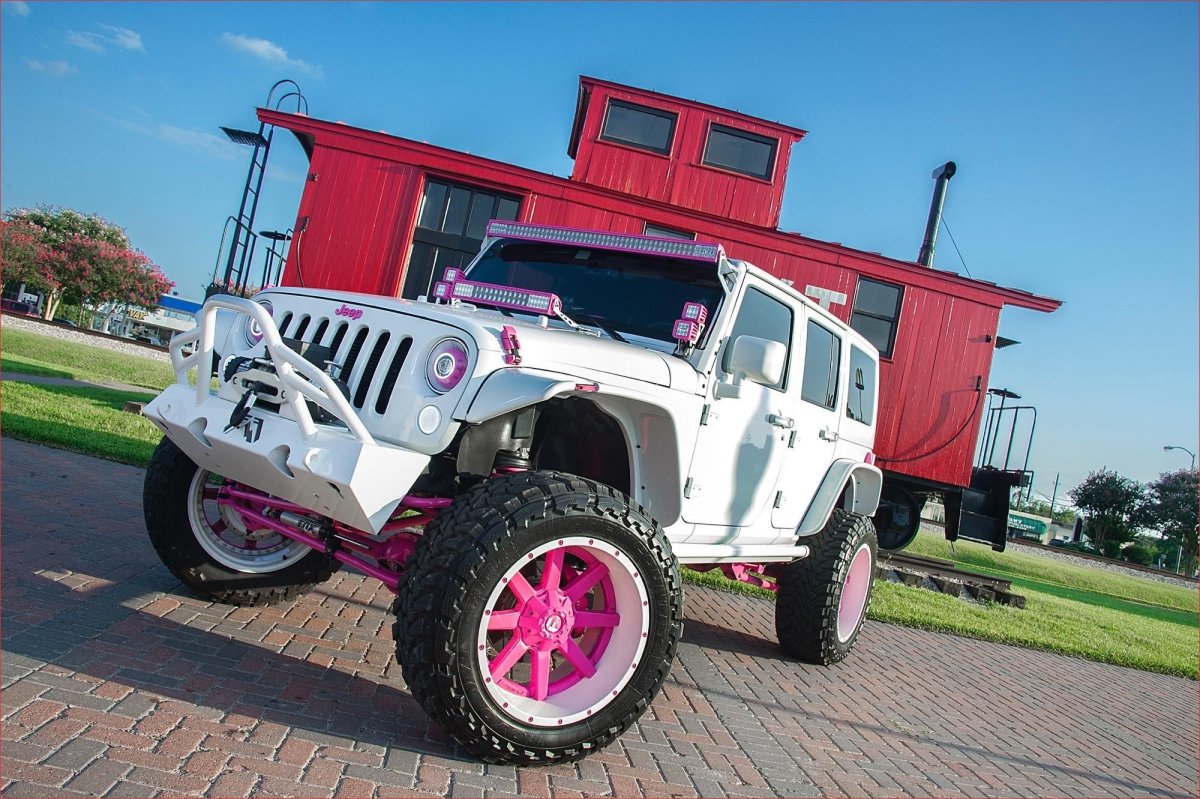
[477,537,651,727]
[395,471,683,765]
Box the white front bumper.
[145,384,428,534]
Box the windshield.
[466,240,724,344]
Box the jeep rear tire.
[393,471,683,765]
[143,437,339,606]
[775,509,877,665]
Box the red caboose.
[228,76,1060,551]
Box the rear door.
[771,315,845,531]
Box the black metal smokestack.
[917,161,956,267]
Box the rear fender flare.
[796,460,883,537]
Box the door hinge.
[684,477,698,498]
[774,491,785,508]
[699,404,711,426]
[788,430,797,448]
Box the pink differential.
[487,546,619,702]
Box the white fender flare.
[795,460,884,537]
[459,368,584,424]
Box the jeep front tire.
[394,471,683,765]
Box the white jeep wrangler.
[142,221,882,765]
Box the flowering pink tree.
[3,206,173,322]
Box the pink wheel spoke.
[560,638,598,678]
[489,636,529,679]
[564,561,609,602]
[506,571,537,603]
[573,610,620,629]
[540,548,566,591]
[487,609,521,631]
[528,649,551,701]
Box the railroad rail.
[878,551,1025,607]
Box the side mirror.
[716,335,786,398]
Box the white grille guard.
[169,296,375,444]
[144,295,428,534]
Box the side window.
[599,100,677,155]
[801,320,841,410]
[722,287,792,390]
[850,277,903,358]
[847,345,876,425]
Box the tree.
[1067,468,1143,552]
[1138,469,1199,574]
[3,206,171,321]
[0,218,47,287]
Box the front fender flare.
[796,460,883,537]
[458,368,585,424]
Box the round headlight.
[426,338,469,393]
[244,300,273,347]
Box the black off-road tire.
[143,437,339,606]
[393,470,683,765]
[775,509,877,665]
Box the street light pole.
[1162,445,1196,470]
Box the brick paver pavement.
[2,437,1197,798]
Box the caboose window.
[644,222,696,240]
[600,100,676,155]
[851,277,903,358]
[702,124,777,180]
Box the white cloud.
[155,125,242,161]
[100,24,144,51]
[4,1,32,17]
[220,33,323,78]
[27,59,75,77]
[67,24,145,54]
[66,31,106,53]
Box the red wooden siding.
[261,83,1057,492]
[570,79,805,229]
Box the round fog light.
[418,405,441,434]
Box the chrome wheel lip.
[187,471,308,573]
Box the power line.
[940,217,973,278]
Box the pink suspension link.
[215,483,455,594]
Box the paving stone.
[2,437,1198,799]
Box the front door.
[682,283,795,529]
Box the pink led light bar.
[486,220,724,263]
[672,301,709,347]
[433,268,563,317]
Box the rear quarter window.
[846,345,876,425]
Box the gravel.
[1005,539,1198,589]
[3,315,171,362]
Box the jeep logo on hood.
[335,304,364,320]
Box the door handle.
[768,414,794,429]
[819,427,839,442]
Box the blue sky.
[2,1,1197,498]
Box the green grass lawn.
[2,327,175,391]
[683,530,1199,679]
[1,381,163,466]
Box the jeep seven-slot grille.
[268,309,414,416]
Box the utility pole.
[1049,473,1060,522]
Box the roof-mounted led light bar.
[432,267,564,317]
[485,221,724,263]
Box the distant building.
[111,295,202,344]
